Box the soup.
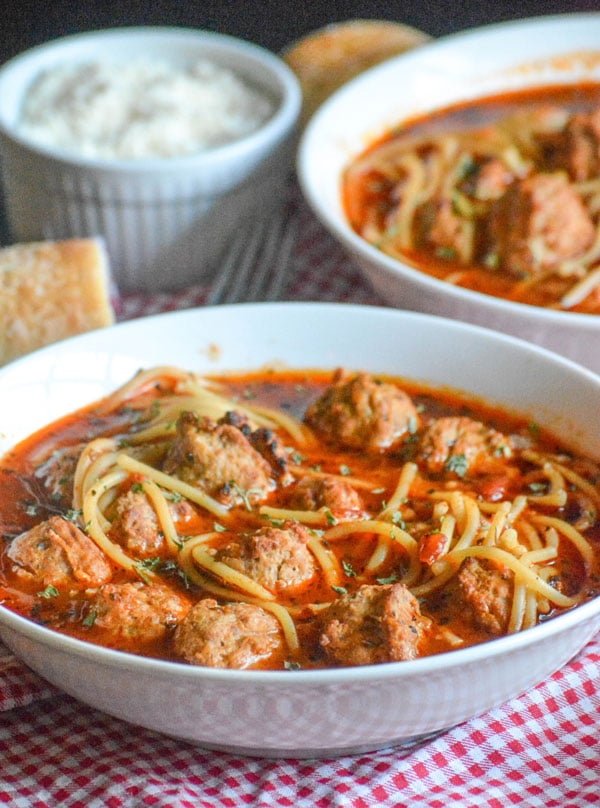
[0,365,598,670]
[343,84,600,312]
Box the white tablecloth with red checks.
[1,190,598,807]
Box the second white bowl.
[298,14,600,374]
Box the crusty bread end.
[283,19,431,125]
[0,238,115,365]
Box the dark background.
[1,1,600,61]
[0,3,597,246]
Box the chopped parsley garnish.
[230,482,262,511]
[376,574,399,585]
[331,585,347,595]
[435,246,458,261]
[158,560,179,574]
[342,559,357,578]
[445,453,468,478]
[457,154,478,180]
[324,509,338,526]
[130,482,144,494]
[451,189,474,219]
[83,609,97,628]
[147,400,162,420]
[37,584,59,599]
[263,515,286,527]
[391,511,406,529]
[339,464,352,476]
[136,556,162,570]
[164,490,184,503]
[159,561,193,589]
[284,660,302,671]
[63,509,82,523]
[134,557,162,584]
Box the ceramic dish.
[0,302,599,758]
[0,27,301,292]
[298,13,600,374]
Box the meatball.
[33,443,82,504]
[541,109,600,182]
[7,516,112,589]
[305,369,419,452]
[320,583,423,666]
[468,157,514,201]
[162,411,275,505]
[456,557,513,636]
[286,476,363,514]
[216,521,316,595]
[173,599,282,669]
[219,411,290,482]
[415,198,473,263]
[488,172,595,277]
[110,489,197,558]
[416,416,512,477]
[89,582,191,646]
[111,490,165,558]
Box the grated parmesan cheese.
[18,59,275,159]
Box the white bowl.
[0,302,599,758]
[298,13,600,375]
[0,27,301,292]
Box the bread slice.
[283,19,431,125]
[0,238,115,365]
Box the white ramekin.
[0,27,301,292]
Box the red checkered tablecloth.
[1,191,599,807]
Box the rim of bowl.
[0,26,302,173]
[0,300,599,687]
[1,587,598,686]
[297,12,600,329]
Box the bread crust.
[283,19,431,124]
[0,238,114,365]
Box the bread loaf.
[283,19,431,125]
[0,237,115,365]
